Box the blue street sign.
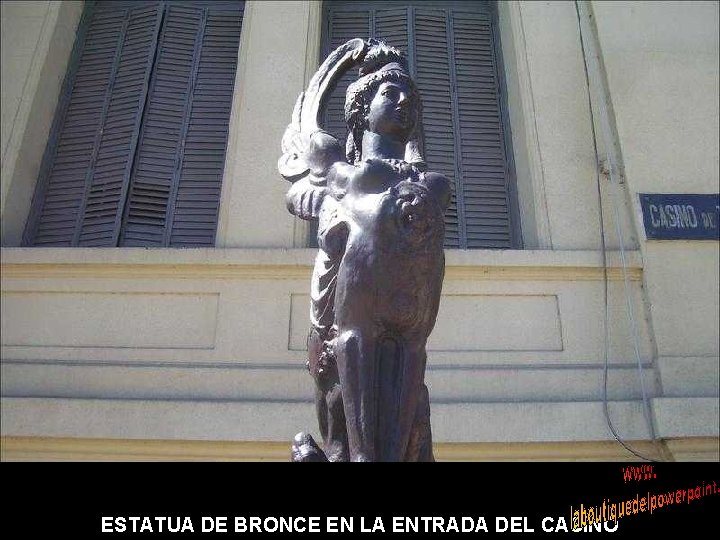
[639,193,719,240]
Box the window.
[323,0,521,249]
[24,1,244,247]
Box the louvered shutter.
[169,4,242,246]
[26,0,243,248]
[27,2,163,246]
[121,2,243,247]
[374,8,409,52]
[452,9,512,248]
[323,1,517,249]
[414,6,460,247]
[324,9,370,151]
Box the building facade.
[1,0,718,460]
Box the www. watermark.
[621,464,657,482]
[570,479,717,529]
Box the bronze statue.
[279,39,450,462]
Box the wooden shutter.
[323,1,518,249]
[452,9,513,248]
[121,2,243,247]
[26,1,243,247]
[374,8,409,51]
[324,8,370,151]
[414,6,460,247]
[27,2,163,246]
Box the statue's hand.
[286,177,328,220]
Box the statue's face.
[365,80,417,142]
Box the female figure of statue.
[279,39,450,462]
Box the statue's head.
[344,40,424,166]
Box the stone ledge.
[2,396,690,444]
[0,247,642,267]
[6,436,703,462]
[0,361,662,402]
[1,247,643,281]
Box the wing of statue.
[279,39,367,220]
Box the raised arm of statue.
[284,148,354,221]
[279,39,367,221]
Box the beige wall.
[501,2,600,250]
[0,247,693,447]
[1,1,83,246]
[216,1,322,248]
[7,436,717,461]
[591,0,719,409]
[1,1,717,459]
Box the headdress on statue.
[279,39,426,182]
[344,39,425,167]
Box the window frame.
[319,0,523,249]
[22,0,245,248]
